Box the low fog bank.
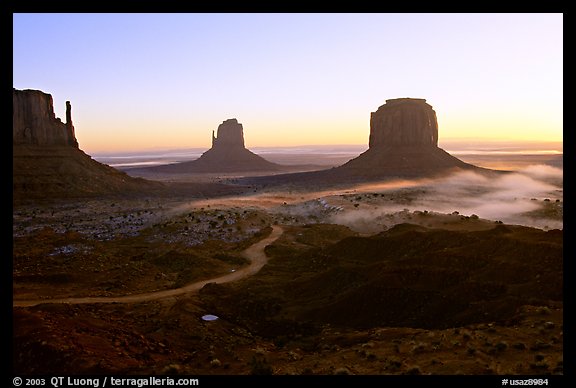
[176,162,562,234]
[95,145,368,169]
[327,164,563,232]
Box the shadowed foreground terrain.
[13,219,562,375]
[202,223,562,331]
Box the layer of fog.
[177,162,562,233]
[328,164,562,232]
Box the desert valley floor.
[12,153,563,376]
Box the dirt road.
[13,225,284,307]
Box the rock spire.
[13,88,162,200]
[13,88,78,147]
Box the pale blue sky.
[13,13,563,152]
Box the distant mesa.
[369,98,438,148]
[241,98,495,186]
[13,88,162,201]
[337,97,482,177]
[141,118,283,173]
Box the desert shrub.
[333,367,351,375]
[530,341,552,351]
[366,352,378,361]
[161,364,182,374]
[538,306,551,315]
[405,366,421,375]
[410,342,427,354]
[495,341,508,352]
[529,362,549,371]
[249,354,273,375]
[384,357,403,372]
[512,342,526,350]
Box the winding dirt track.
[13,225,284,307]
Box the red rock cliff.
[211,118,246,149]
[369,98,438,148]
[13,88,78,147]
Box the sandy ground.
[14,226,283,307]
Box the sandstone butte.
[12,88,161,200]
[338,97,486,177]
[13,88,78,147]
[143,118,283,173]
[241,97,494,186]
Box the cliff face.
[369,98,438,148]
[13,89,78,147]
[13,88,162,201]
[212,119,245,149]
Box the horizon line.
[86,138,563,155]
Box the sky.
[13,13,563,153]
